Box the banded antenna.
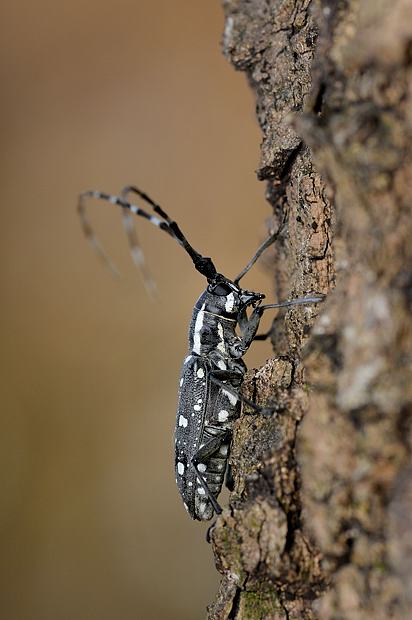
[78,186,218,289]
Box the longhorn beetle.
[78,185,323,520]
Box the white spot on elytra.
[198,463,207,473]
[179,377,184,386]
[188,481,193,487]
[217,359,227,370]
[197,398,202,404]
[177,462,185,475]
[225,292,235,313]
[179,415,188,427]
[197,487,206,495]
[184,355,192,364]
[219,444,229,456]
[218,410,229,422]
[197,368,205,378]
[193,304,205,354]
[194,404,201,412]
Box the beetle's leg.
[209,372,277,416]
[237,305,262,353]
[209,369,243,382]
[191,430,231,515]
[253,329,272,341]
[225,463,234,491]
[192,466,222,515]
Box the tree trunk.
[208,1,412,618]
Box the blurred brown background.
[0,2,275,619]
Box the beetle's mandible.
[78,185,324,520]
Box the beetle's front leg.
[234,305,263,356]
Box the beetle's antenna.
[119,186,158,298]
[234,233,278,284]
[76,197,121,278]
[78,189,217,282]
[120,186,217,281]
[234,213,287,284]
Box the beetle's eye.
[212,283,232,296]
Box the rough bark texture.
[208,1,412,619]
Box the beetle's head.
[204,274,264,316]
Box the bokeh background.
[1,2,276,619]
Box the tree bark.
[208,1,412,618]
